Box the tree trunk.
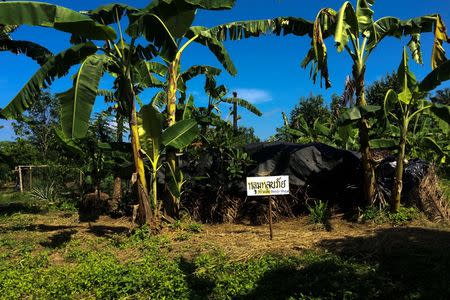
[165,60,180,218]
[392,123,407,212]
[353,63,376,205]
[233,102,238,131]
[232,92,238,131]
[123,74,153,226]
[110,114,124,214]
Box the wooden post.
[268,196,274,240]
[18,166,23,193]
[29,166,32,190]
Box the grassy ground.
[1,193,450,299]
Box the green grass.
[441,178,450,202]
[0,193,450,299]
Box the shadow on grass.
[177,227,450,299]
[178,257,216,299]
[245,227,450,299]
[87,225,130,238]
[0,202,45,216]
[317,227,450,299]
[0,224,79,233]
[40,229,77,248]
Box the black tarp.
[244,142,363,204]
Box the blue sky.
[0,0,449,140]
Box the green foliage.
[366,72,402,107]
[290,94,331,129]
[0,140,40,168]
[30,182,58,203]
[307,200,331,225]
[11,92,60,163]
[388,207,420,224]
[360,206,385,223]
[186,222,203,233]
[226,149,252,180]
[360,206,420,225]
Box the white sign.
[246,176,290,196]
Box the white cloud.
[232,88,272,104]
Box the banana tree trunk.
[165,59,180,218]
[232,92,238,131]
[110,114,124,213]
[233,102,238,131]
[353,63,376,205]
[392,122,407,212]
[124,76,153,226]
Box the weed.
[30,183,58,204]
[360,206,387,224]
[168,219,183,230]
[360,206,420,225]
[388,206,420,224]
[186,222,203,233]
[307,200,330,225]
[175,232,191,241]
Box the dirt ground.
[2,210,449,262]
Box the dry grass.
[1,207,449,265]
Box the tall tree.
[366,72,402,107]
[289,94,331,129]
[11,92,59,162]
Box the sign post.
[246,175,289,240]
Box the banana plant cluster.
[138,102,198,219]
[208,0,449,204]
[381,48,450,211]
[281,112,332,144]
[0,0,240,225]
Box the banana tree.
[128,3,239,217]
[209,1,449,205]
[383,48,450,211]
[138,103,198,218]
[91,1,237,219]
[281,111,332,144]
[0,24,53,66]
[0,1,238,225]
[222,91,262,131]
[0,2,171,226]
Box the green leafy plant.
[209,1,449,205]
[30,182,58,204]
[388,206,420,224]
[186,222,203,233]
[307,200,330,225]
[359,206,387,224]
[382,49,450,211]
